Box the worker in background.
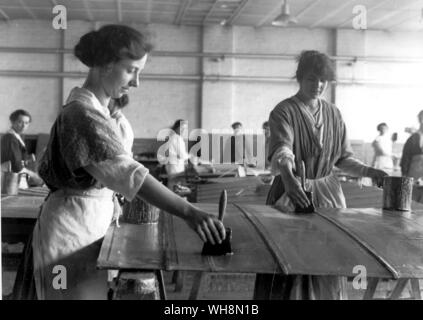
[1,109,43,187]
[224,122,255,167]
[401,110,423,202]
[262,121,271,169]
[371,122,394,173]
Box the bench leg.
[389,279,409,300]
[410,279,421,300]
[362,278,379,300]
[189,271,204,300]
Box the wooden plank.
[98,203,282,274]
[16,186,49,197]
[316,207,423,278]
[98,222,163,270]
[165,203,281,273]
[195,176,268,204]
[237,204,392,278]
[99,203,395,278]
[1,196,44,219]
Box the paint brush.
[201,189,233,256]
[295,160,315,214]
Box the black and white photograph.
[1,0,423,308]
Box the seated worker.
[1,109,43,186]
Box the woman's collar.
[7,128,26,148]
[66,87,111,118]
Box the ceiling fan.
[272,0,298,27]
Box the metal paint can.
[382,176,413,211]
[1,172,19,195]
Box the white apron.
[273,173,348,300]
[274,172,346,213]
[32,187,114,300]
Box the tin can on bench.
[382,176,413,211]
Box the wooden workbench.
[98,181,423,300]
[1,194,45,244]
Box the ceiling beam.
[226,0,250,25]
[175,0,192,25]
[116,0,122,22]
[146,0,152,23]
[369,0,423,27]
[310,0,355,28]
[0,8,10,21]
[203,0,221,24]
[337,0,393,28]
[18,0,37,20]
[386,10,420,30]
[295,0,323,20]
[257,0,322,28]
[0,6,176,16]
[82,0,94,21]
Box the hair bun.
[74,30,98,67]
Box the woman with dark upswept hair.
[265,50,387,299]
[24,25,225,300]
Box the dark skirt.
[11,230,37,300]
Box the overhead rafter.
[82,0,94,21]
[18,0,37,20]
[337,0,392,28]
[387,10,421,30]
[146,0,152,23]
[295,0,323,20]
[175,0,192,25]
[369,0,423,27]
[0,8,10,21]
[257,0,322,28]
[226,0,250,25]
[203,0,220,24]
[116,0,122,22]
[310,0,355,28]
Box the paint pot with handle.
[122,196,160,224]
[201,189,233,256]
[382,176,413,211]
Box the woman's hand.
[185,207,226,244]
[283,175,310,208]
[367,167,388,187]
